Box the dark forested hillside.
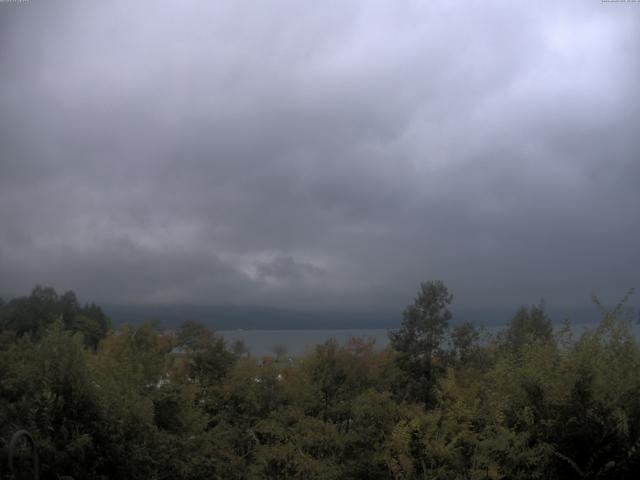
[1,283,639,479]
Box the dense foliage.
[1,283,639,479]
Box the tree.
[177,319,214,350]
[0,285,60,339]
[188,336,236,386]
[503,303,553,351]
[0,287,110,347]
[232,339,250,357]
[176,321,236,389]
[389,280,453,405]
[59,290,80,326]
[450,321,480,363]
[75,302,111,349]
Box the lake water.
[219,321,639,357]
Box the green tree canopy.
[504,303,553,351]
[389,280,453,405]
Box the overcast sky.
[1,0,638,312]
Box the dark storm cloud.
[1,0,638,312]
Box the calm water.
[218,329,390,357]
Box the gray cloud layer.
[1,0,639,311]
